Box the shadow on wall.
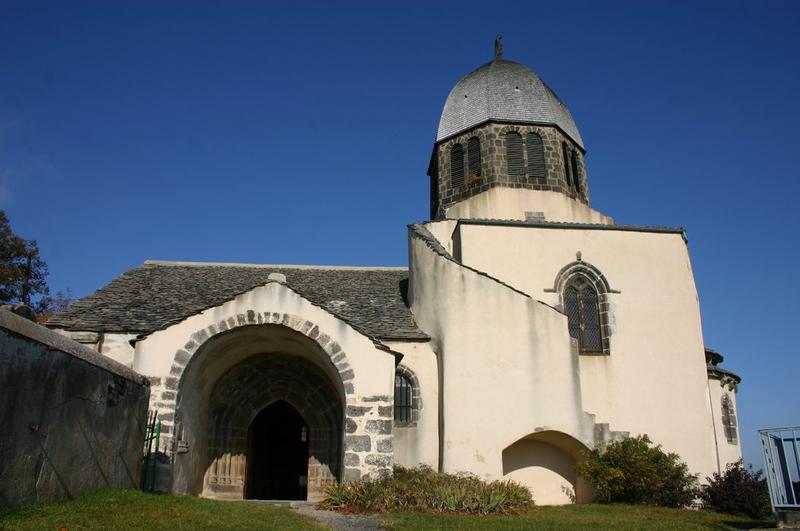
[502,430,592,505]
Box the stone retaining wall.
[0,310,150,509]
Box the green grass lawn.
[0,489,320,530]
[0,489,777,530]
[383,504,776,530]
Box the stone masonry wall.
[0,310,150,509]
[433,122,589,217]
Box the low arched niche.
[501,431,592,505]
[172,324,345,501]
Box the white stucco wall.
[384,340,439,469]
[408,225,600,489]
[52,330,136,367]
[444,188,613,224]
[447,221,726,480]
[425,219,458,255]
[100,333,137,367]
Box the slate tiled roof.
[456,218,686,237]
[47,261,428,341]
[437,58,584,147]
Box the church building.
[48,46,742,505]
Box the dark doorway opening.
[245,401,309,500]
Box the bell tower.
[428,45,610,225]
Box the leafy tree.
[700,460,772,519]
[577,434,699,507]
[38,288,76,323]
[0,209,62,315]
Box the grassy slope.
[0,489,320,531]
[1,490,777,531]
[383,504,776,530]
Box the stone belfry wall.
[429,122,588,219]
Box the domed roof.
[436,58,584,148]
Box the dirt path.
[293,504,382,530]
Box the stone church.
[48,48,743,505]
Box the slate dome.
[436,58,584,148]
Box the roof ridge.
[142,260,407,271]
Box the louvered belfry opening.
[571,151,581,195]
[450,143,465,188]
[526,132,546,179]
[562,142,573,187]
[506,131,524,177]
[431,123,592,218]
[564,275,603,354]
[467,137,481,179]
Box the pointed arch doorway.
[245,401,310,500]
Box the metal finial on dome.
[494,35,503,58]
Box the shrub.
[700,460,772,518]
[320,465,532,514]
[577,435,698,507]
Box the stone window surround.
[546,258,618,356]
[393,364,422,427]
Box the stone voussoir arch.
[151,309,394,487]
[156,311,357,432]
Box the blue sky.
[1,1,797,469]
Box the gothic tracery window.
[564,275,603,354]
[721,395,738,444]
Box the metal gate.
[759,427,800,510]
[140,410,162,492]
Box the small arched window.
[721,395,738,444]
[394,372,414,423]
[506,132,524,177]
[526,133,546,179]
[467,137,481,179]
[571,151,582,195]
[564,275,603,354]
[450,143,464,188]
[562,142,573,187]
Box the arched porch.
[174,323,345,501]
[136,304,397,499]
[502,431,592,505]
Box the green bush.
[320,465,533,514]
[577,435,698,507]
[700,460,772,518]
